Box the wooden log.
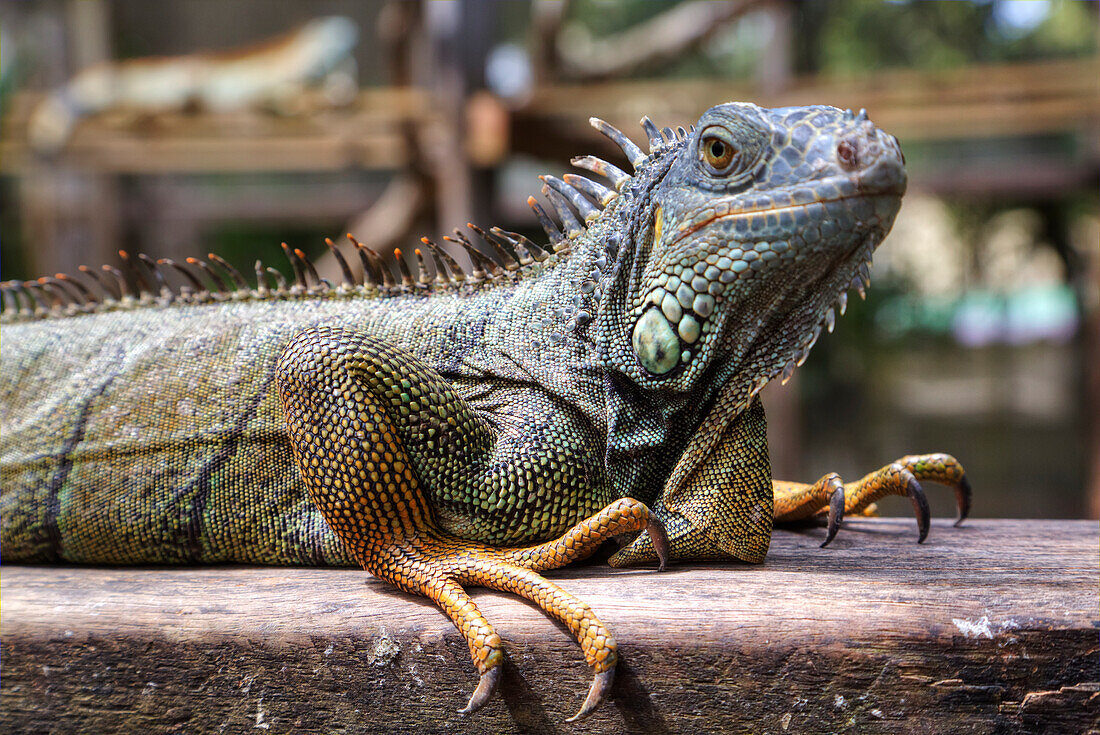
[1,519,1096,734]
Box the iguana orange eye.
[701,135,737,173]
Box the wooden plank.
[518,57,1100,147]
[2,519,1096,733]
[0,89,431,174]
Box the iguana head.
[595,103,906,402]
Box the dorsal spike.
[455,230,503,276]
[422,237,465,282]
[419,245,448,284]
[80,265,121,300]
[265,266,289,291]
[136,254,172,301]
[570,155,631,192]
[468,222,519,270]
[134,254,172,303]
[254,260,271,294]
[541,185,585,239]
[324,237,358,286]
[661,126,675,143]
[541,175,600,224]
[676,126,688,140]
[526,196,565,250]
[281,243,307,289]
[493,228,549,263]
[444,232,497,278]
[487,229,532,265]
[363,243,396,286]
[412,248,434,285]
[103,265,137,299]
[10,281,39,316]
[562,173,617,208]
[639,116,663,152]
[47,277,95,312]
[119,250,155,297]
[56,272,98,303]
[207,253,250,290]
[38,277,77,307]
[22,281,54,312]
[393,248,416,286]
[345,234,383,286]
[442,234,484,279]
[159,258,207,295]
[50,276,92,307]
[589,117,647,170]
[1,282,21,315]
[187,257,231,293]
[4,282,28,315]
[293,248,322,289]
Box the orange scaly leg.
[277,327,665,720]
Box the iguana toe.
[774,454,970,544]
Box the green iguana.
[0,102,970,721]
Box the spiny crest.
[1,115,681,323]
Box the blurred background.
[1,0,1097,520]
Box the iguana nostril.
[837,139,859,170]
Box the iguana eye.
[700,131,739,174]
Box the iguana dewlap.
[0,103,970,721]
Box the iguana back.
[2,272,595,565]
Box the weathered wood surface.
[2,519,1097,734]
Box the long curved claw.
[820,478,846,548]
[905,475,931,543]
[458,666,501,715]
[565,666,615,723]
[647,516,670,571]
[954,474,972,527]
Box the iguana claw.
[647,516,671,571]
[458,666,501,715]
[821,476,846,548]
[954,475,973,526]
[905,474,931,543]
[565,667,615,723]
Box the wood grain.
[2,519,1097,734]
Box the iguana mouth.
[666,188,897,249]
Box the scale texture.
[0,102,970,718]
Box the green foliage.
[806,0,1096,73]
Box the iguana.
[27,16,359,154]
[0,102,970,721]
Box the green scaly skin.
[0,103,970,719]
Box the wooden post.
[2,519,1095,733]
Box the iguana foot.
[277,327,666,719]
[364,497,665,719]
[773,453,971,544]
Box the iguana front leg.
[609,395,970,566]
[276,327,666,720]
[773,454,972,545]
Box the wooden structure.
[2,55,1096,278]
[3,519,1096,733]
[3,57,1095,175]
